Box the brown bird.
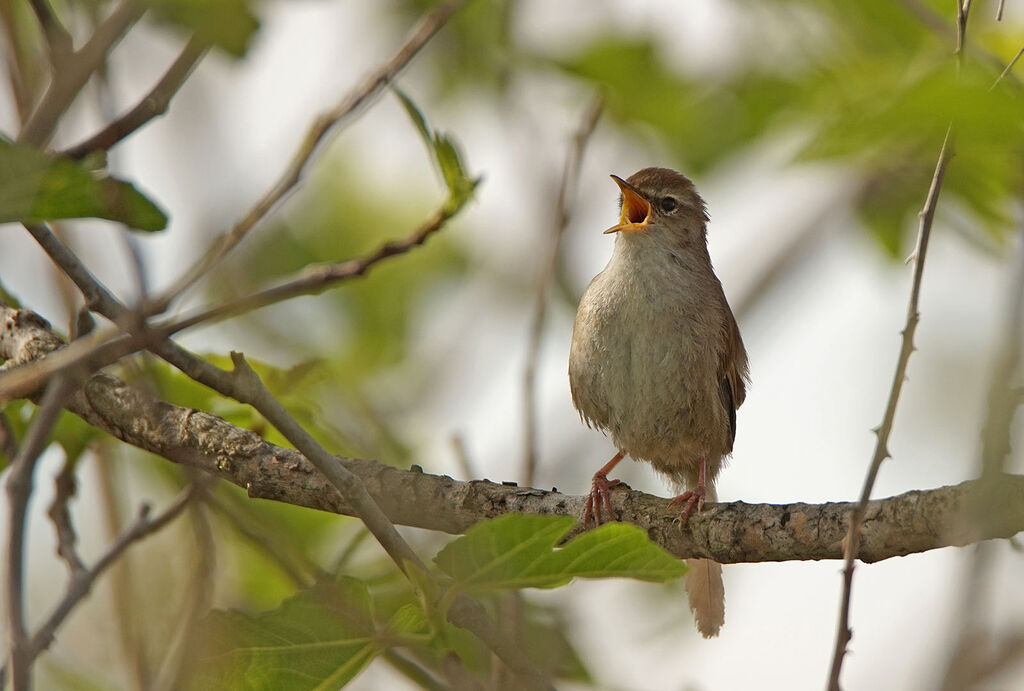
[568,167,749,637]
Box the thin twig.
[4,376,79,690]
[17,0,144,147]
[827,128,954,691]
[0,411,17,461]
[63,35,209,160]
[828,6,974,685]
[157,203,461,335]
[521,94,603,488]
[151,0,467,311]
[27,0,72,64]
[13,480,205,673]
[825,127,955,691]
[47,456,87,575]
[993,42,1024,87]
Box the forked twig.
[151,0,467,312]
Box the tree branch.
[158,201,462,335]
[3,303,1022,567]
[17,0,144,147]
[3,375,78,690]
[151,0,468,310]
[63,35,208,160]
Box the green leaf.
[393,88,480,215]
[0,143,167,230]
[145,0,259,57]
[434,514,687,593]
[189,578,383,690]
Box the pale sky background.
[1,0,1023,689]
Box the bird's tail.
[685,483,724,638]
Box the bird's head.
[605,167,709,244]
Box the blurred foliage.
[541,0,1021,256]
[0,399,105,470]
[0,142,167,230]
[143,0,259,57]
[394,0,515,93]
[188,576,393,690]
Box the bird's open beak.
[604,174,652,234]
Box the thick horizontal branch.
[3,304,1023,564]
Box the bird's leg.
[584,450,625,528]
[670,455,707,526]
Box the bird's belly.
[571,305,722,469]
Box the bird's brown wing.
[718,308,749,452]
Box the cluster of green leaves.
[186,514,685,689]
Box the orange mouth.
[604,175,652,234]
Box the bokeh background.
[2,0,1024,688]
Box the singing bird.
[568,167,749,637]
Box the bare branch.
[4,375,79,690]
[17,0,145,147]
[47,456,86,575]
[828,2,973,681]
[63,35,208,160]
[151,0,468,310]
[522,94,603,487]
[27,0,72,64]
[0,411,17,461]
[159,202,462,335]
[14,480,205,674]
[3,303,1022,567]
[827,126,954,691]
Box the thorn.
[502,480,518,487]
[410,464,423,473]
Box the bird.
[568,167,749,638]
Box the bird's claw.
[584,471,621,528]
[670,486,705,527]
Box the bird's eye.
[660,196,678,212]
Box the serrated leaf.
[189,578,382,690]
[393,88,431,146]
[0,143,166,230]
[393,88,479,215]
[434,514,687,593]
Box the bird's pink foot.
[584,471,621,527]
[669,486,705,526]
[583,450,626,528]
[670,455,708,526]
